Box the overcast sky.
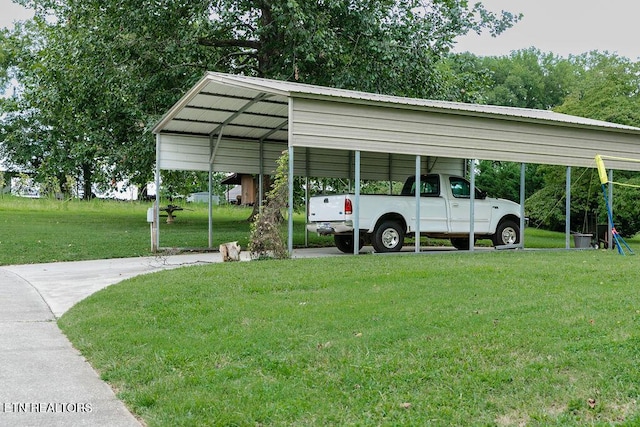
[1,0,639,60]
[455,0,640,60]
[0,0,33,29]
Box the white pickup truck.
[307,174,521,253]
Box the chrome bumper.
[306,221,354,235]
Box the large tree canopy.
[1,0,520,196]
[525,53,640,236]
[479,48,578,110]
[555,52,640,126]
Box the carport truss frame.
[153,72,640,254]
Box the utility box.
[573,233,593,249]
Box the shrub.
[248,151,289,259]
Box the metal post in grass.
[608,169,613,250]
[520,163,526,248]
[208,131,223,249]
[354,150,361,255]
[305,147,310,247]
[208,162,213,249]
[288,145,294,255]
[305,176,309,247]
[415,156,421,253]
[153,134,161,252]
[469,159,476,252]
[565,166,571,249]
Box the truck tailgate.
[308,195,348,222]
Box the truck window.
[450,177,470,198]
[449,177,486,199]
[401,175,439,196]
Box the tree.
[160,171,227,202]
[1,0,520,197]
[611,176,640,237]
[1,2,221,197]
[196,1,520,97]
[436,52,492,104]
[525,52,640,236]
[475,160,542,202]
[479,48,578,110]
[525,165,602,233]
[555,52,640,127]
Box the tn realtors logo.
[2,402,93,413]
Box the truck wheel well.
[499,214,520,227]
[374,213,406,233]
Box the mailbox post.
[147,207,158,252]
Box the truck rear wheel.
[492,220,520,246]
[373,221,404,253]
[334,235,364,253]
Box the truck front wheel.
[373,221,404,253]
[492,220,520,246]
[334,235,364,253]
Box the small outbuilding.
[220,173,257,205]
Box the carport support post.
[208,132,222,249]
[208,163,213,248]
[520,163,526,247]
[304,177,309,247]
[469,160,477,251]
[565,167,571,249]
[305,148,310,247]
[288,146,294,255]
[259,140,264,208]
[353,151,361,255]
[153,134,161,252]
[608,169,614,250]
[415,156,421,253]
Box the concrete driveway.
[0,245,459,426]
[0,249,345,426]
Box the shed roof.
[154,72,640,138]
[153,72,640,174]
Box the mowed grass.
[4,195,640,424]
[1,195,622,265]
[59,251,640,426]
[0,196,330,265]
[0,197,152,264]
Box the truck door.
[447,176,492,234]
[405,175,448,232]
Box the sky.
[455,0,640,60]
[0,0,33,30]
[1,0,639,60]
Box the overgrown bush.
[248,152,289,259]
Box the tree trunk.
[82,163,93,200]
[248,175,273,222]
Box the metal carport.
[152,72,640,253]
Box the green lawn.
[0,196,331,265]
[1,195,626,265]
[4,196,640,425]
[59,251,640,426]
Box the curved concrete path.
[0,267,142,426]
[0,249,342,426]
